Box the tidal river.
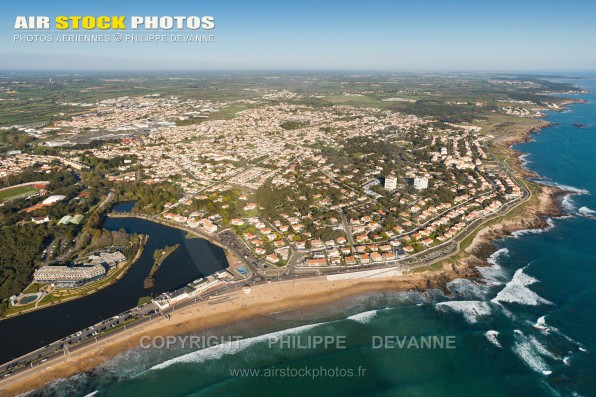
[0,208,228,365]
[27,77,596,397]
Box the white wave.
[528,315,586,352]
[487,248,509,266]
[511,218,555,238]
[147,321,328,371]
[512,331,552,375]
[550,326,585,349]
[578,206,596,217]
[556,185,590,195]
[435,300,491,324]
[477,267,507,286]
[562,195,577,211]
[519,153,532,167]
[18,373,90,397]
[475,248,510,287]
[528,335,561,361]
[347,309,378,324]
[533,315,551,332]
[491,268,553,306]
[485,330,502,348]
[447,278,489,297]
[479,263,507,285]
[83,392,99,397]
[579,347,588,353]
[539,181,590,195]
[563,356,571,366]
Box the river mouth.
[0,213,229,365]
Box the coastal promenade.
[0,128,541,386]
[0,175,532,381]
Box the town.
[0,72,582,386]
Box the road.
[1,144,532,380]
[0,301,159,378]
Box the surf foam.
[347,309,378,324]
[477,248,510,286]
[511,218,555,238]
[148,321,328,371]
[491,268,553,306]
[487,248,510,266]
[578,206,596,217]
[484,330,502,348]
[512,331,552,375]
[435,301,491,324]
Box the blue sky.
[1,0,596,71]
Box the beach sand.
[0,272,431,396]
[0,113,571,397]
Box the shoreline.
[0,234,148,321]
[0,130,558,396]
[1,94,584,396]
[0,272,432,396]
[464,105,574,258]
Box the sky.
[1,0,596,72]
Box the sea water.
[24,77,596,397]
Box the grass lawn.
[21,283,43,294]
[0,185,36,201]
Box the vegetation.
[0,166,141,316]
[144,244,180,289]
[280,120,309,130]
[0,185,36,201]
[0,128,37,151]
[137,296,152,306]
[115,181,181,215]
[0,225,50,307]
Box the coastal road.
[0,302,158,378]
[2,176,532,380]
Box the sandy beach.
[0,108,574,397]
[0,271,433,396]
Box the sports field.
[0,185,36,201]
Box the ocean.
[23,77,596,397]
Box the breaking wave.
[528,335,560,361]
[476,248,510,286]
[435,301,491,324]
[487,248,510,265]
[519,153,532,167]
[512,330,552,375]
[491,267,553,306]
[538,181,590,195]
[562,195,577,211]
[447,278,491,298]
[533,315,551,333]
[578,206,596,217]
[147,321,328,371]
[347,309,378,324]
[511,218,555,238]
[484,330,502,348]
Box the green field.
[0,185,36,201]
